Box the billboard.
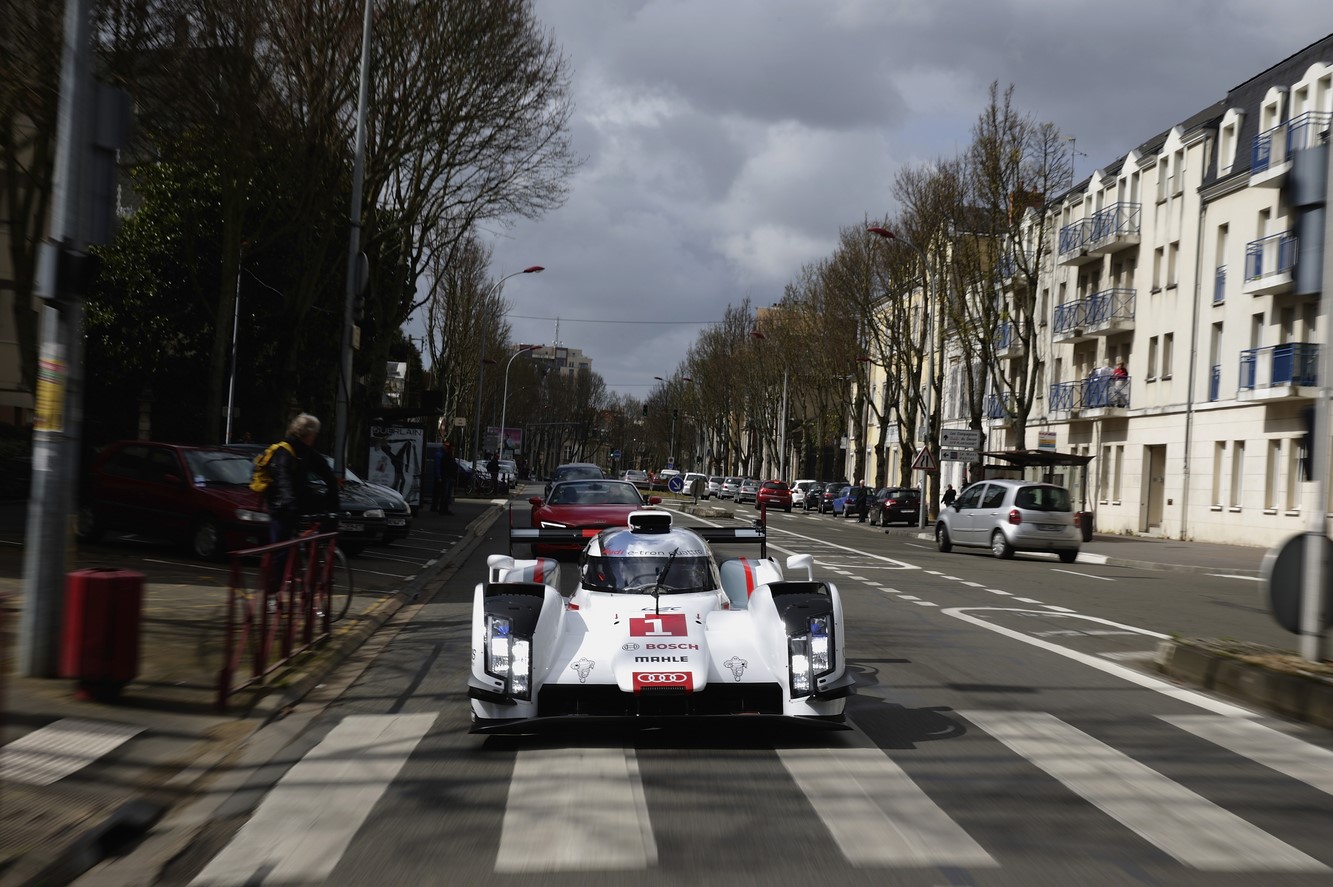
[368,424,424,505]
[484,426,524,458]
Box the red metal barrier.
[217,530,337,711]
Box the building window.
[1113,445,1124,502]
[1152,247,1164,292]
[1266,438,1281,511]
[1287,437,1303,512]
[1147,336,1159,381]
[1230,440,1245,508]
[1167,241,1180,289]
[1099,445,1111,503]
[1162,333,1174,379]
[1172,149,1185,195]
[1213,441,1226,507]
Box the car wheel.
[991,530,1015,559]
[784,505,791,513]
[1058,549,1079,563]
[191,517,222,560]
[935,523,952,552]
[76,504,103,542]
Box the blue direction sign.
[667,476,685,493]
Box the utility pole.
[21,0,130,676]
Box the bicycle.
[289,513,355,623]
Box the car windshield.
[184,450,255,485]
[1015,485,1072,512]
[558,466,603,482]
[548,481,645,506]
[580,553,718,594]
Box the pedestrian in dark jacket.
[487,453,501,495]
[854,481,870,523]
[942,484,956,507]
[433,441,458,514]
[265,413,340,545]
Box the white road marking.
[1162,715,1333,796]
[987,589,1012,595]
[942,608,1252,717]
[1042,605,1077,613]
[779,748,996,868]
[1052,569,1113,581]
[898,595,921,601]
[0,718,143,785]
[904,542,930,549]
[1100,650,1159,662]
[1013,597,1043,604]
[497,748,656,871]
[1206,574,1263,582]
[963,711,1325,872]
[960,581,985,587]
[912,601,940,607]
[189,713,436,886]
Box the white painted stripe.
[987,588,1012,595]
[898,595,920,601]
[189,713,436,886]
[1042,605,1077,613]
[960,581,984,587]
[0,718,143,785]
[1013,597,1043,604]
[779,748,996,868]
[963,711,1325,872]
[912,601,939,607]
[942,607,1253,717]
[497,748,656,871]
[941,575,962,581]
[1052,569,1113,581]
[1206,573,1263,582]
[1163,715,1333,796]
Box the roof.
[981,449,1095,468]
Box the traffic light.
[672,409,678,420]
[642,404,648,417]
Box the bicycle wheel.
[330,546,354,621]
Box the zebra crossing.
[174,709,1333,882]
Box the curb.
[1155,638,1333,727]
[908,531,1261,577]
[5,506,503,887]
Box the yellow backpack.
[249,441,294,493]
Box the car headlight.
[364,508,384,519]
[788,614,833,698]
[539,520,567,528]
[235,508,271,523]
[484,615,532,699]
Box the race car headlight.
[788,614,834,698]
[484,615,532,700]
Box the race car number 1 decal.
[630,613,688,637]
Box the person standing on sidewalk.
[487,452,501,495]
[433,441,458,514]
[854,481,870,523]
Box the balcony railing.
[1252,111,1333,173]
[1238,343,1318,391]
[1057,218,1094,262]
[1053,299,1087,337]
[1214,265,1226,304]
[994,321,1022,357]
[1084,288,1136,332]
[1087,202,1142,253]
[1048,375,1131,413]
[984,392,1015,421]
[1243,231,1297,292]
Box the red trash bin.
[60,568,144,701]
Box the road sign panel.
[941,428,982,449]
[941,449,980,463]
[911,448,938,472]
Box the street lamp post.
[655,375,693,470]
[499,344,543,462]
[868,226,938,528]
[471,266,544,461]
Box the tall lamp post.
[471,265,544,461]
[499,344,543,461]
[868,226,937,528]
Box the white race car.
[468,510,853,731]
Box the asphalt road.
[109,506,1333,887]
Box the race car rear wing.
[508,507,767,558]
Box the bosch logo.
[621,643,640,651]
[646,643,699,650]
[638,672,688,684]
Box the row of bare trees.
[644,85,1071,501]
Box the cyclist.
[265,413,340,544]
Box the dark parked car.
[801,482,824,511]
[818,483,849,514]
[867,486,921,526]
[78,441,273,559]
[342,465,412,542]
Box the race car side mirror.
[785,553,815,580]
[487,553,515,584]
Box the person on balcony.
[1112,359,1129,407]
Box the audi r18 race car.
[468,509,853,731]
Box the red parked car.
[77,441,272,560]
[755,480,792,512]
[528,479,660,557]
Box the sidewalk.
[0,492,510,887]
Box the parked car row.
[76,439,417,561]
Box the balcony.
[1237,342,1318,402]
[984,392,1015,425]
[1048,376,1131,418]
[1251,111,1332,187]
[1052,299,1090,343]
[998,250,1036,290]
[1083,288,1136,336]
[1086,203,1142,256]
[1057,218,1098,266]
[1242,231,1297,296]
[1213,265,1226,305]
[994,321,1023,359]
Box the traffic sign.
[911,448,938,472]
[941,449,980,463]
[941,428,982,449]
[667,476,684,493]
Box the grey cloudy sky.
[482,0,1333,397]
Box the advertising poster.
[483,426,524,458]
[368,425,424,506]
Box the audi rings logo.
[621,643,640,651]
[639,672,688,683]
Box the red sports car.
[527,479,661,557]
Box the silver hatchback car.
[935,479,1080,562]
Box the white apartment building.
[863,34,1333,549]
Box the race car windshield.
[580,554,717,594]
